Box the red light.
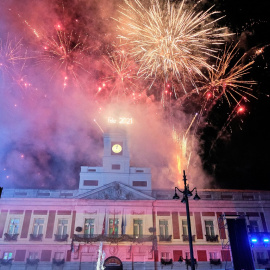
[206,92,212,99]
[237,106,244,113]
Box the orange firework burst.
[201,43,256,106]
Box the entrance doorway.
[104,256,123,270]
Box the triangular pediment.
[75,182,154,200]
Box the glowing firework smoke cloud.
[0,0,261,190]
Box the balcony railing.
[257,258,269,265]
[4,233,19,241]
[205,234,219,242]
[210,258,221,265]
[52,259,65,266]
[73,234,156,243]
[29,234,43,241]
[182,235,195,242]
[158,235,172,242]
[0,259,13,266]
[54,234,69,242]
[26,259,40,266]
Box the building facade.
[1,131,270,269]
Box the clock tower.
[79,130,151,192]
[102,132,130,173]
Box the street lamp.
[173,170,200,270]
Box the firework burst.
[102,48,139,97]
[116,0,230,95]
[37,27,91,89]
[201,43,256,106]
[0,37,25,79]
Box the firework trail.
[116,0,230,97]
[172,113,198,185]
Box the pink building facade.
[1,131,270,269]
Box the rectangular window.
[161,252,170,259]
[249,220,259,232]
[209,252,218,259]
[205,220,215,236]
[83,180,98,186]
[3,252,13,260]
[29,252,39,260]
[54,252,64,260]
[84,218,94,235]
[133,219,143,237]
[8,218,20,234]
[57,219,68,236]
[132,181,147,187]
[33,218,44,235]
[159,220,169,236]
[182,220,188,236]
[112,164,121,170]
[109,218,119,235]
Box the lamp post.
[173,170,200,270]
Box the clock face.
[112,144,122,154]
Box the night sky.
[201,0,270,190]
[0,0,270,191]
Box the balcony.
[54,234,69,242]
[182,235,195,242]
[4,233,19,241]
[73,234,156,244]
[0,259,13,266]
[158,235,172,242]
[205,235,219,242]
[210,259,221,265]
[257,258,269,265]
[29,234,43,241]
[26,259,40,266]
[52,259,65,266]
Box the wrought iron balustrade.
[54,234,69,242]
[52,259,65,266]
[30,234,43,241]
[73,234,155,243]
[182,234,195,242]
[210,258,221,265]
[185,258,197,266]
[257,258,269,265]
[158,235,172,242]
[161,258,173,265]
[26,258,40,266]
[4,233,18,241]
[205,234,219,242]
[0,259,13,266]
